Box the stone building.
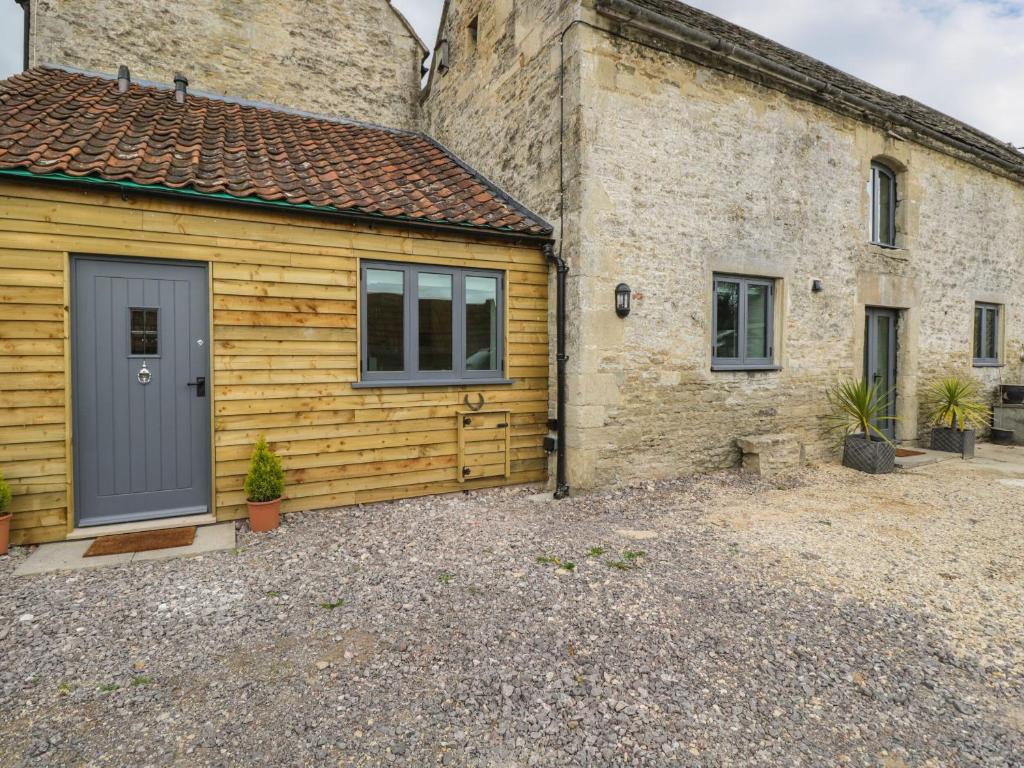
[424,0,1024,489]
[15,0,427,129]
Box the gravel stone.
[0,459,1021,766]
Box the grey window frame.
[973,302,1001,367]
[871,161,898,247]
[711,274,777,371]
[358,260,509,387]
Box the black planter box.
[1001,385,1024,405]
[842,434,896,474]
[930,427,975,458]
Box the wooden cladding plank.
[0,321,64,339]
[0,303,64,322]
[0,372,65,391]
[0,267,64,287]
[212,310,356,329]
[0,406,65,427]
[213,262,353,287]
[0,285,65,306]
[0,339,63,356]
[214,279,358,302]
[212,295,356,315]
[213,339,357,356]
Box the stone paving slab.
[13,523,236,576]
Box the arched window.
[870,161,897,247]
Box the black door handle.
[187,376,206,397]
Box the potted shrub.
[0,468,11,555]
[244,436,285,532]
[924,375,991,459]
[825,378,897,474]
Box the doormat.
[85,527,197,557]
[896,449,926,458]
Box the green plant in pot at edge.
[0,468,12,555]
[825,378,898,474]
[244,436,285,532]
[923,375,991,458]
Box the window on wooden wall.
[360,261,506,385]
[870,161,898,247]
[973,302,1001,366]
[712,274,777,370]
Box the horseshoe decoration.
[463,392,486,412]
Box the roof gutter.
[594,0,1024,183]
[0,169,554,246]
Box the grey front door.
[864,307,898,441]
[72,257,211,527]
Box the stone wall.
[26,0,425,129]
[571,22,1024,487]
[421,1,1024,490]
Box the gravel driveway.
[1,450,1022,767]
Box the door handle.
[187,376,206,397]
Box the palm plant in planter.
[825,378,897,474]
[0,468,12,555]
[244,436,285,532]
[923,376,991,458]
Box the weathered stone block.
[736,434,803,478]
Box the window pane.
[715,281,740,359]
[985,307,998,360]
[877,172,893,245]
[746,283,770,359]
[418,272,453,371]
[130,309,158,355]
[465,275,498,371]
[974,306,984,358]
[366,269,405,372]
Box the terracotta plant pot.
[0,513,11,555]
[247,498,281,532]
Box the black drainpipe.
[543,241,570,499]
[17,0,30,71]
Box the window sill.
[711,364,782,373]
[972,361,1004,369]
[352,377,515,389]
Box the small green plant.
[437,573,453,585]
[586,546,607,558]
[0,467,11,516]
[320,598,345,610]
[131,676,153,687]
[923,375,991,432]
[622,550,645,563]
[57,681,72,696]
[536,555,574,572]
[265,590,281,598]
[825,378,896,444]
[605,560,631,572]
[97,683,120,693]
[244,436,285,503]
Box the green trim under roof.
[0,168,551,239]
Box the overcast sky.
[2,0,1022,146]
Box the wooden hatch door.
[457,410,511,483]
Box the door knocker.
[137,361,152,385]
[463,393,486,412]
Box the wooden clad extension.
[0,180,550,545]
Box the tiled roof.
[614,0,1024,179]
[0,67,552,236]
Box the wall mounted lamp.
[615,283,631,318]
